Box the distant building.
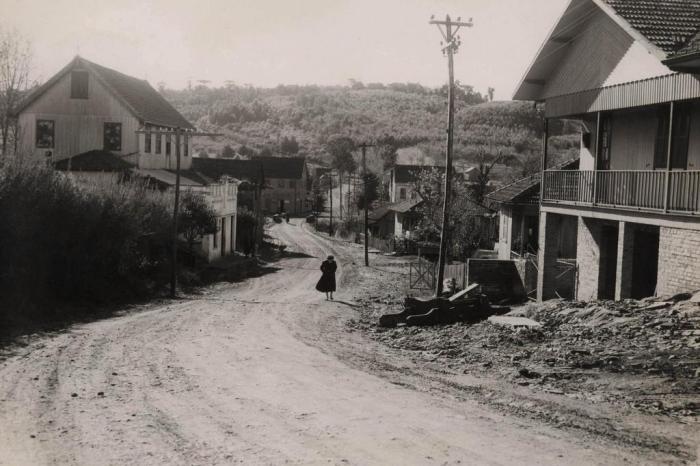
[255,156,309,215]
[14,55,237,262]
[487,160,578,260]
[514,0,700,301]
[385,164,445,203]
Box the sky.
[1,0,568,99]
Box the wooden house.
[514,0,700,301]
[14,56,238,263]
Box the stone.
[488,315,542,329]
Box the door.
[279,200,285,213]
[632,229,659,299]
[221,217,226,256]
[598,225,618,300]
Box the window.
[70,71,89,99]
[144,132,151,153]
[400,187,406,200]
[653,103,692,170]
[671,104,691,169]
[288,180,295,189]
[166,135,172,155]
[597,114,612,170]
[103,123,122,151]
[155,134,162,154]
[278,179,285,188]
[35,119,55,148]
[213,227,218,249]
[654,106,670,169]
[184,139,189,157]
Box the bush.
[0,161,174,328]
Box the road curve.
[0,221,658,465]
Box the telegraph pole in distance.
[430,14,473,297]
[358,142,375,266]
[171,128,182,298]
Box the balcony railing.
[543,170,700,214]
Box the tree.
[221,145,236,158]
[412,168,492,259]
[178,191,218,255]
[376,135,399,170]
[279,135,299,154]
[0,28,32,156]
[238,144,256,158]
[468,145,509,204]
[356,172,379,209]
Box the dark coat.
[315,260,337,292]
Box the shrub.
[0,160,174,328]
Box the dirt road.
[0,221,685,465]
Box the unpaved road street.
[0,221,690,465]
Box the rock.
[518,368,542,379]
[70,393,78,398]
[97,391,104,397]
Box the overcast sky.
[2,0,567,99]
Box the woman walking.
[316,255,337,300]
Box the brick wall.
[615,222,635,300]
[576,217,602,301]
[657,227,700,295]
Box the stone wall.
[657,227,700,295]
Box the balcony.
[543,170,700,214]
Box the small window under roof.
[71,70,89,99]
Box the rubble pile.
[349,291,700,418]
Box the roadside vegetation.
[0,160,218,334]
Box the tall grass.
[0,160,174,328]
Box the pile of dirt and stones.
[349,290,700,420]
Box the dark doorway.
[279,200,285,213]
[221,217,226,256]
[598,224,619,300]
[632,228,659,298]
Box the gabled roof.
[387,198,423,213]
[192,157,264,184]
[392,164,444,184]
[255,156,306,179]
[15,56,194,130]
[513,0,700,101]
[54,150,134,172]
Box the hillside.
[163,83,579,180]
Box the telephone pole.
[358,142,375,266]
[430,14,473,296]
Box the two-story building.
[515,0,700,301]
[385,164,445,203]
[14,55,238,262]
[255,156,308,215]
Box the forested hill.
[163,83,579,178]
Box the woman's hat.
[327,255,334,260]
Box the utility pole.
[359,143,375,266]
[135,128,221,298]
[171,128,182,298]
[328,173,334,235]
[430,14,473,296]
